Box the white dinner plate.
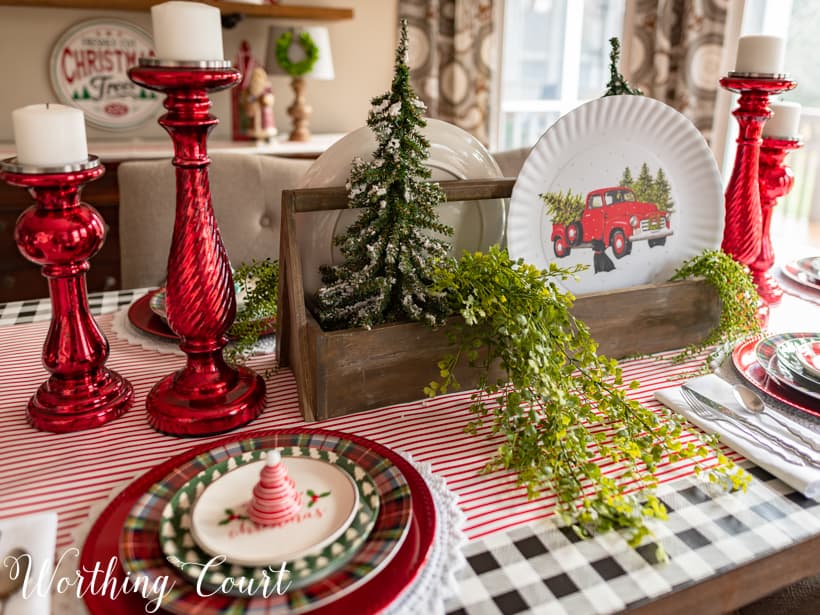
[296,118,507,297]
[508,95,723,295]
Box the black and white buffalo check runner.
[445,466,819,614]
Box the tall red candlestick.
[719,75,796,272]
[129,59,265,436]
[754,137,803,304]
[0,157,133,432]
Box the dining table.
[0,265,818,615]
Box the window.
[494,0,626,151]
[589,194,603,209]
[606,190,628,204]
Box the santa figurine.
[245,67,278,144]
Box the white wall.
[0,1,397,141]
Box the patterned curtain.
[398,0,495,145]
[627,0,728,144]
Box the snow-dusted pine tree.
[316,20,452,331]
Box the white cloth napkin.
[655,374,820,499]
[0,511,57,615]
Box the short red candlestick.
[129,60,265,436]
[754,137,803,304]
[719,75,796,271]
[0,157,133,433]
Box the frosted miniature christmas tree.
[316,19,452,331]
[248,450,302,526]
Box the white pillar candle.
[12,104,88,167]
[734,35,785,74]
[151,1,224,61]
[763,101,801,138]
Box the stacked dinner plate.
[781,255,820,293]
[732,332,820,419]
[80,429,437,614]
[127,286,276,342]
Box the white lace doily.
[111,308,277,357]
[54,452,465,615]
[386,453,467,615]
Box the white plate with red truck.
[508,95,723,295]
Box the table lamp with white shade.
[265,25,334,142]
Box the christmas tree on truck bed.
[316,20,452,331]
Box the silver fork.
[679,387,808,467]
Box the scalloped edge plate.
[508,95,723,295]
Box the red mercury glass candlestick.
[719,74,796,272]
[0,157,133,433]
[129,59,265,436]
[753,136,803,304]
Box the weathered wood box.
[277,179,720,421]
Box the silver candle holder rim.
[138,58,234,69]
[727,71,793,80]
[0,155,101,175]
[761,134,804,143]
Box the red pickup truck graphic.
[549,186,672,259]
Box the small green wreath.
[275,31,320,77]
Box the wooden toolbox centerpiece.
[276,179,720,421]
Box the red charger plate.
[80,428,436,614]
[127,290,177,340]
[127,290,276,342]
[732,337,820,419]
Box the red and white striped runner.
[0,314,734,549]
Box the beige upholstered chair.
[491,147,530,178]
[118,153,313,288]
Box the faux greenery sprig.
[669,249,762,369]
[224,258,279,365]
[426,247,747,552]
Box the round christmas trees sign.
[50,19,160,130]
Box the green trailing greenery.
[426,247,748,553]
[669,249,763,368]
[619,164,674,211]
[603,37,643,96]
[224,258,279,365]
[275,31,320,77]
[540,189,586,225]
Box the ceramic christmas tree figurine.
[248,450,302,526]
[316,19,452,330]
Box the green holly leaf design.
[306,489,332,508]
